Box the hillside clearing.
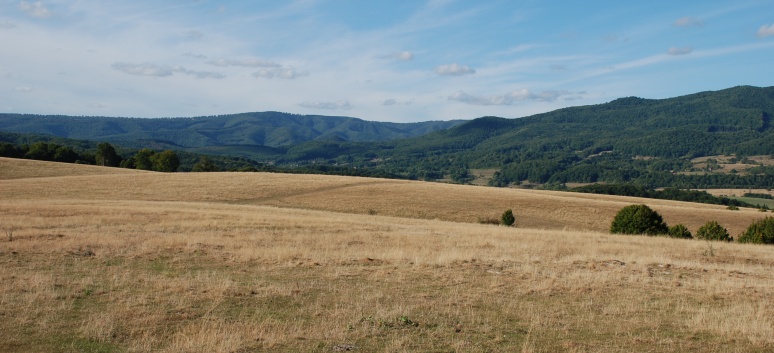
[1,158,773,352]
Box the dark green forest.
[0,111,463,156]
[267,85,774,189]
[2,85,774,193]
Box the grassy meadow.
[1,157,773,352]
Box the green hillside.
[2,85,774,189]
[277,86,774,188]
[0,112,464,153]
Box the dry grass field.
[1,157,773,352]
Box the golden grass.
[1,158,766,235]
[0,157,150,180]
[1,158,773,352]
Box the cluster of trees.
[610,204,774,244]
[0,139,181,173]
[117,148,180,172]
[0,141,94,164]
[572,184,750,207]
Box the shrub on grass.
[695,221,732,242]
[738,217,774,244]
[610,204,669,235]
[501,209,515,226]
[668,224,693,239]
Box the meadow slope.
[1,157,772,352]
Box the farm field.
[1,157,773,352]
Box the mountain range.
[2,85,774,188]
[0,111,464,151]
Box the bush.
[695,221,732,242]
[501,209,515,226]
[738,217,774,244]
[610,204,669,235]
[668,224,693,239]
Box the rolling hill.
[1,158,773,352]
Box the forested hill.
[0,111,464,149]
[278,85,774,187]
[3,85,774,188]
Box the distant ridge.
[3,85,774,189]
[0,111,465,149]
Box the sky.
[1,0,773,122]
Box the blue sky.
[1,0,773,122]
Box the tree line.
[0,141,180,172]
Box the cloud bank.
[111,63,225,79]
[448,90,583,105]
[667,46,693,55]
[673,17,703,27]
[435,63,476,76]
[759,24,774,38]
[298,100,352,110]
[18,1,51,18]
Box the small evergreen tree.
[501,209,515,226]
[695,221,732,242]
[738,217,774,244]
[610,204,669,235]
[668,224,693,239]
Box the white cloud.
[252,67,308,79]
[673,17,703,27]
[0,20,16,29]
[383,51,414,61]
[382,98,413,106]
[112,63,174,77]
[111,62,225,79]
[667,46,693,55]
[181,69,226,79]
[435,63,475,76]
[182,52,207,59]
[185,30,204,41]
[448,89,583,105]
[18,1,51,19]
[298,100,352,110]
[14,86,32,92]
[758,24,774,38]
[207,58,280,68]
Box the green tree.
[501,209,515,226]
[695,221,732,242]
[25,142,53,160]
[53,146,79,163]
[95,142,121,167]
[610,204,669,235]
[150,150,180,172]
[133,149,155,170]
[119,158,135,169]
[738,217,774,244]
[191,156,220,172]
[668,224,693,239]
[0,142,20,158]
